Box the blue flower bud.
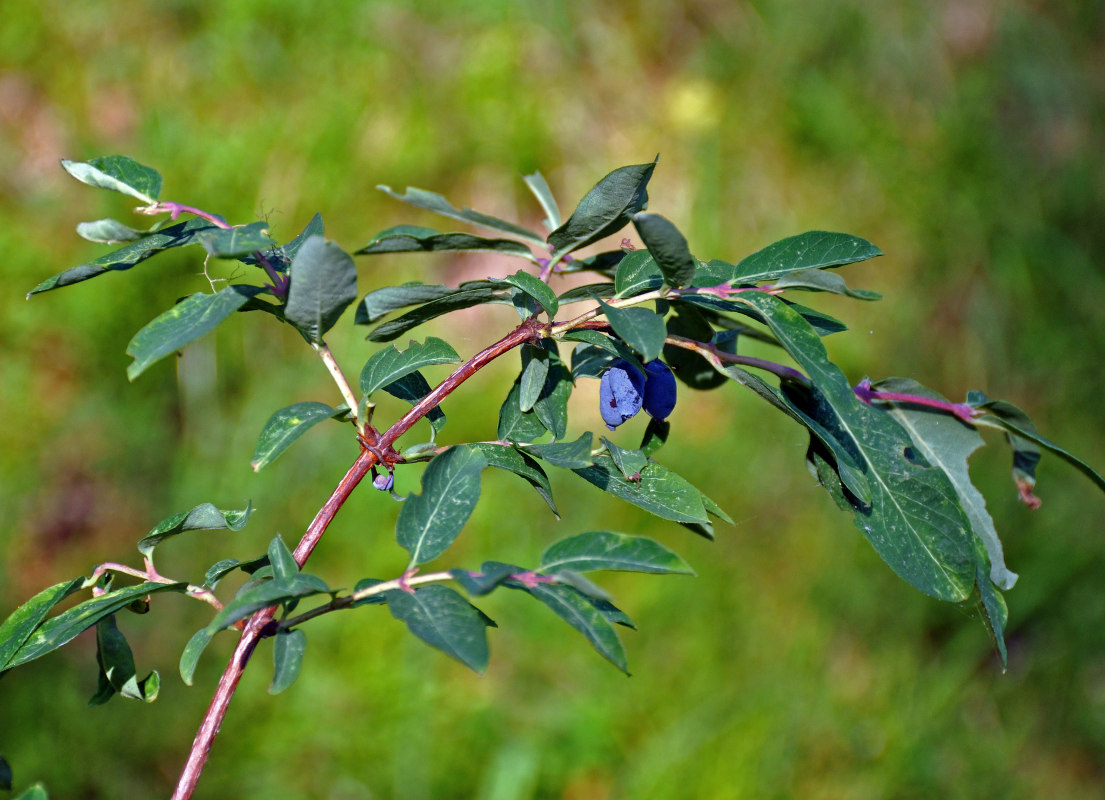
[642,360,677,420]
[373,472,394,491]
[599,359,645,430]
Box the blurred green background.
[3,1,1104,798]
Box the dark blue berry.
[643,360,677,420]
[599,359,645,430]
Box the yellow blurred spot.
[665,79,721,134]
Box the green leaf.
[198,222,276,258]
[137,502,252,561]
[517,582,627,672]
[377,185,543,243]
[497,377,548,442]
[0,578,83,671]
[466,443,558,517]
[562,329,644,373]
[503,270,559,316]
[126,285,263,380]
[27,218,216,296]
[356,282,469,324]
[632,213,697,287]
[524,171,562,230]
[386,585,493,673]
[359,337,461,398]
[614,250,664,298]
[90,615,158,705]
[598,300,667,362]
[396,446,487,566]
[975,557,1009,668]
[725,231,882,284]
[539,531,693,575]
[602,438,648,479]
[872,378,1017,591]
[251,402,343,472]
[519,343,550,412]
[380,371,447,437]
[269,628,307,694]
[356,225,535,258]
[12,782,48,800]
[572,455,710,525]
[205,574,331,634]
[179,626,215,686]
[548,158,657,256]
[558,281,617,304]
[570,342,613,381]
[268,535,299,579]
[203,557,268,589]
[364,284,511,341]
[285,236,358,343]
[772,268,881,300]
[61,155,162,203]
[533,364,572,441]
[5,582,188,671]
[518,433,594,469]
[76,218,144,244]
[738,292,977,601]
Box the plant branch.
[173,319,543,800]
[313,342,360,424]
[171,448,377,800]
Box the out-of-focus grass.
[2,1,1104,798]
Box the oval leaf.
[0,578,84,671]
[396,446,487,567]
[285,236,358,343]
[359,337,461,398]
[517,583,627,672]
[377,185,543,243]
[548,159,657,256]
[614,250,664,298]
[539,531,694,575]
[28,218,216,296]
[251,402,341,472]
[632,213,696,288]
[599,300,667,362]
[126,285,263,380]
[269,628,307,694]
[138,502,252,561]
[356,225,535,258]
[386,585,492,673]
[726,231,882,284]
[5,582,188,671]
[503,270,559,316]
[61,155,162,203]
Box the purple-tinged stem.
[853,379,977,424]
[138,201,289,296]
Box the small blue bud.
[599,359,645,430]
[642,360,677,420]
[373,472,394,491]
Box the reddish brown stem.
[172,319,543,800]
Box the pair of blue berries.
[599,359,677,430]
